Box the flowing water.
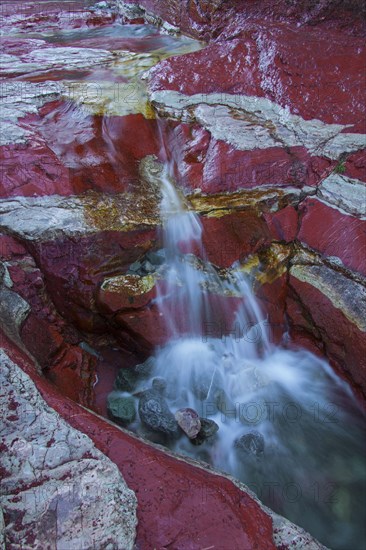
[127,164,366,550]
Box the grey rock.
[0,287,30,356]
[152,377,167,394]
[272,513,328,550]
[0,81,63,145]
[235,431,265,457]
[290,263,366,332]
[129,261,142,273]
[0,195,91,241]
[0,350,137,549]
[107,394,136,425]
[146,249,166,266]
[192,369,222,401]
[138,389,180,438]
[114,368,139,392]
[0,507,4,550]
[318,174,366,217]
[0,262,5,285]
[26,47,114,71]
[114,357,155,393]
[191,418,219,446]
[134,356,156,377]
[143,260,155,273]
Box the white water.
[135,165,366,550]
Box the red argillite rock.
[29,228,157,333]
[288,263,366,392]
[298,197,366,277]
[264,206,299,244]
[175,407,201,438]
[1,0,366,546]
[162,118,334,194]
[0,237,98,408]
[148,30,365,128]
[199,212,272,268]
[120,0,366,39]
[112,282,245,351]
[345,150,366,181]
[7,110,161,197]
[0,141,72,197]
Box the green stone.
[107,394,136,425]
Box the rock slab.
[0,349,137,550]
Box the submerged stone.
[235,431,265,457]
[146,249,166,266]
[134,356,156,377]
[152,377,167,394]
[143,260,155,273]
[107,394,136,425]
[114,368,139,393]
[114,357,155,394]
[192,369,222,401]
[138,389,180,438]
[129,261,142,273]
[191,418,219,446]
[175,408,201,439]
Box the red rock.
[1,331,278,550]
[175,408,201,438]
[198,211,271,268]
[197,144,332,194]
[298,198,366,276]
[113,284,244,350]
[13,106,162,198]
[47,345,97,408]
[163,118,333,193]
[20,314,97,407]
[149,39,263,96]
[15,108,161,197]
[20,314,63,363]
[0,1,115,35]
[61,33,171,54]
[255,274,288,346]
[149,30,365,127]
[0,235,27,259]
[0,141,72,198]
[2,249,98,408]
[221,1,366,36]
[345,150,366,182]
[288,276,366,393]
[131,0,366,39]
[265,205,299,243]
[29,228,157,332]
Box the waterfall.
[131,159,366,550]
